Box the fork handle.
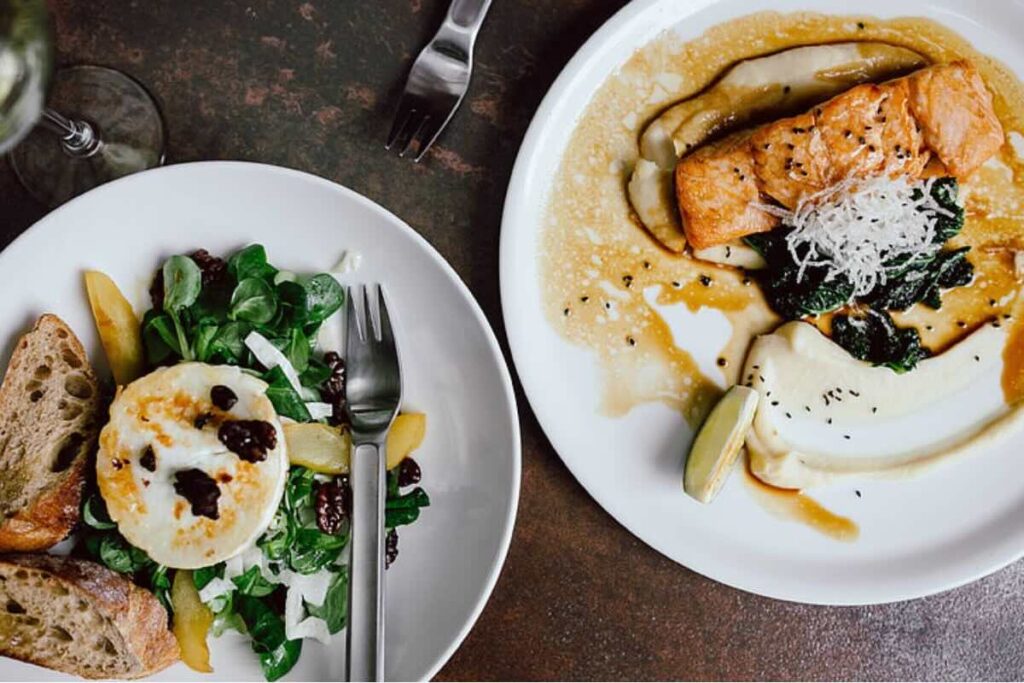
[346,441,387,682]
[447,0,492,33]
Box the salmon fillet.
[907,61,1004,177]
[674,132,778,250]
[750,110,834,209]
[675,61,1002,249]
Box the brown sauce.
[542,11,1024,536]
[743,465,859,542]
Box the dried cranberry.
[148,269,165,311]
[218,420,277,462]
[385,529,399,568]
[173,469,221,519]
[319,352,348,427]
[189,249,227,288]
[315,477,350,535]
[397,458,421,487]
[210,385,238,410]
[139,446,156,472]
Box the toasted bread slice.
[0,315,103,551]
[0,554,179,679]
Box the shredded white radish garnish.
[756,176,958,298]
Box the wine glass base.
[10,65,166,207]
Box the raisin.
[320,352,348,427]
[173,469,221,519]
[210,385,238,410]
[397,458,421,487]
[385,529,399,568]
[315,477,350,535]
[189,249,227,288]
[218,420,277,462]
[139,446,156,472]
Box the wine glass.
[1,0,165,207]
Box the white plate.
[0,161,520,681]
[501,0,1024,605]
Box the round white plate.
[0,161,520,681]
[501,0,1024,605]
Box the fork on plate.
[385,0,493,161]
[344,284,402,682]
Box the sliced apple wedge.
[684,385,759,504]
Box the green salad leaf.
[305,568,349,634]
[235,594,302,682]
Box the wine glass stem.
[40,108,101,158]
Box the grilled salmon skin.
[676,61,1004,250]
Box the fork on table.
[385,0,494,161]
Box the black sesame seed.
[844,434,851,440]
[843,129,852,138]
[627,336,636,347]
[742,277,751,286]
[643,261,651,270]
[857,21,865,29]
[858,136,866,144]
[957,321,966,328]
[717,357,727,367]
[563,308,570,316]
[855,490,862,498]
[827,418,833,425]
[989,299,997,306]
[771,400,780,406]
[581,296,590,303]
[804,406,811,412]
[785,412,792,419]
[671,281,681,288]
[974,355,980,361]
[872,407,878,414]
[783,85,791,94]
[699,275,712,286]
[849,390,860,397]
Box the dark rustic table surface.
[3,1,1024,680]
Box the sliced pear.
[84,270,145,385]
[684,385,759,504]
[171,570,213,673]
[284,413,428,474]
[284,422,352,474]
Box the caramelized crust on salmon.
[675,61,1003,250]
[675,132,778,250]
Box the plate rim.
[498,0,1024,605]
[4,160,522,680]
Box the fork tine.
[412,109,454,162]
[399,115,430,159]
[385,97,417,151]
[363,283,380,341]
[375,285,397,357]
[346,284,367,345]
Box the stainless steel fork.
[385,0,494,161]
[344,284,402,682]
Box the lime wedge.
[684,385,759,504]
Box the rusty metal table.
[2,1,1023,680]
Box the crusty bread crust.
[0,554,179,679]
[0,314,102,551]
